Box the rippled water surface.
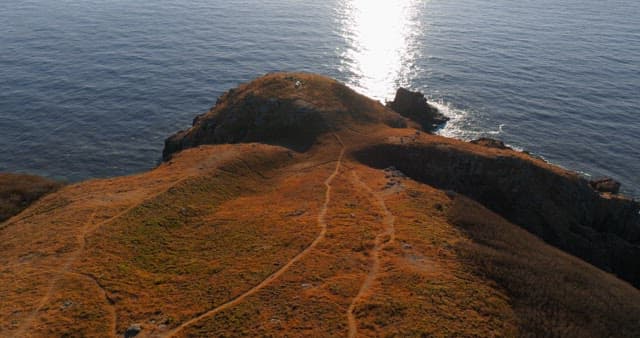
[1,0,639,196]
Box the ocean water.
[1,0,639,197]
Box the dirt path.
[164,137,345,338]
[10,268,116,336]
[13,176,194,337]
[346,171,396,338]
[13,209,101,337]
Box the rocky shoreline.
[2,72,638,337]
[4,74,639,288]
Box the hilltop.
[1,73,639,337]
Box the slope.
[1,73,639,337]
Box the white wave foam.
[430,99,474,140]
[576,170,593,178]
[486,123,505,135]
[431,100,512,148]
[505,143,524,152]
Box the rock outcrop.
[163,73,411,160]
[590,177,622,194]
[0,173,62,223]
[386,87,449,131]
[354,141,640,288]
[470,137,510,150]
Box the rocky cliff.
[163,73,411,160]
[0,173,62,223]
[386,87,449,131]
[2,73,639,337]
[354,140,640,288]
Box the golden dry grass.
[448,195,640,337]
[2,134,526,337]
[2,73,639,337]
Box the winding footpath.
[346,171,396,338]
[164,137,345,337]
[14,176,201,338]
[13,207,100,337]
[13,179,121,338]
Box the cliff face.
[386,87,448,131]
[3,73,639,337]
[354,141,640,288]
[163,73,411,160]
[0,173,62,223]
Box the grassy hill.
[1,73,638,337]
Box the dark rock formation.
[590,178,622,194]
[164,95,329,159]
[0,173,63,222]
[163,73,410,160]
[386,88,449,132]
[470,137,510,150]
[355,142,640,288]
[124,324,142,338]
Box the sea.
[1,0,639,197]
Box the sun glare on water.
[336,1,473,141]
[337,0,424,101]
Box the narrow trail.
[13,176,198,337]
[11,268,116,335]
[164,136,345,338]
[14,210,99,337]
[346,171,396,338]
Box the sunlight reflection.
[337,0,423,101]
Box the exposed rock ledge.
[163,73,412,160]
[0,173,63,223]
[386,87,449,131]
[355,141,640,288]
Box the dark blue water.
[1,0,638,197]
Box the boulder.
[470,137,510,150]
[386,88,449,132]
[124,324,141,338]
[590,178,622,194]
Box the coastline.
[2,73,638,337]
